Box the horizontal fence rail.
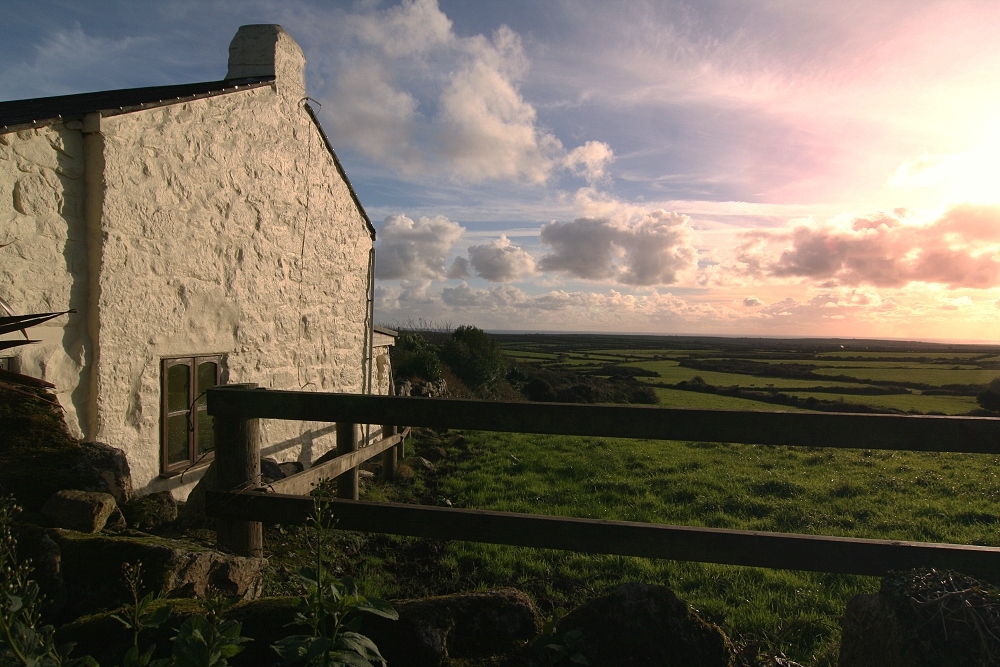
[208,387,1000,454]
[205,491,1000,582]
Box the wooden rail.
[207,386,1000,578]
[208,388,1000,454]
[205,491,1000,582]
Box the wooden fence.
[205,386,1000,581]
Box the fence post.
[336,421,358,499]
[213,384,263,558]
[381,424,397,480]
[396,425,405,461]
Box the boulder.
[278,461,304,478]
[552,582,736,667]
[402,456,435,472]
[11,522,65,618]
[260,457,285,484]
[361,588,540,666]
[121,491,178,531]
[49,529,266,616]
[75,442,133,503]
[41,490,117,533]
[839,569,1000,667]
[418,445,448,462]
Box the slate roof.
[0,76,274,134]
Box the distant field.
[752,359,981,370]
[652,387,807,411]
[811,366,998,386]
[632,360,867,389]
[784,391,978,415]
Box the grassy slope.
[348,428,1000,666]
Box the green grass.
[754,359,981,369]
[784,391,979,415]
[352,431,1000,665]
[632,360,866,389]
[653,387,807,411]
[811,367,999,386]
[816,351,987,359]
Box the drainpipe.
[363,247,376,445]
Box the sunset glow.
[3,1,1000,341]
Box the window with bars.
[161,355,222,475]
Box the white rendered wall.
[0,126,91,438]
[94,83,372,497]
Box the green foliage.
[532,610,588,665]
[110,563,172,667]
[152,596,250,667]
[0,495,96,667]
[272,501,396,667]
[390,334,444,382]
[976,378,1000,412]
[440,326,510,391]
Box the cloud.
[345,0,453,58]
[742,204,1000,289]
[447,256,471,279]
[743,296,763,307]
[538,209,697,285]
[436,26,563,184]
[327,58,420,169]
[467,235,535,282]
[375,214,465,280]
[563,141,615,184]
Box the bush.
[977,378,1000,412]
[390,334,444,382]
[440,326,510,392]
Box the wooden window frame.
[160,355,222,476]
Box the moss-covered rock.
[49,529,266,616]
[121,491,178,531]
[552,582,736,667]
[840,569,1000,667]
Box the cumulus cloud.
[375,214,465,280]
[447,256,471,279]
[563,141,615,184]
[741,204,1000,289]
[743,296,763,307]
[467,235,535,282]
[538,210,697,285]
[320,1,609,185]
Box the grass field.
[811,366,998,386]
[350,428,1000,665]
[784,391,979,414]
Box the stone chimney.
[226,25,306,100]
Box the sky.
[3,1,1000,342]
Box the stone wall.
[95,83,373,496]
[0,125,91,439]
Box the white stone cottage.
[0,25,394,499]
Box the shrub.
[440,326,509,392]
[390,334,444,382]
[977,378,1000,412]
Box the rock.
[42,490,118,533]
[839,569,998,667]
[396,379,413,397]
[446,434,468,450]
[121,491,178,531]
[105,506,128,531]
[180,461,218,524]
[402,456,435,472]
[75,442,133,503]
[553,582,735,667]
[361,588,540,666]
[358,469,375,481]
[260,457,285,484]
[419,446,448,462]
[50,530,266,616]
[278,461,303,478]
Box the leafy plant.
[153,595,250,667]
[272,500,397,667]
[531,609,588,665]
[440,325,509,391]
[110,562,173,667]
[0,494,95,666]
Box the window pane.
[196,362,218,408]
[167,364,190,412]
[167,414,190,465]
[197,409,215,457]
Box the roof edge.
[0,76,274,135]
[303,102,377,240]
